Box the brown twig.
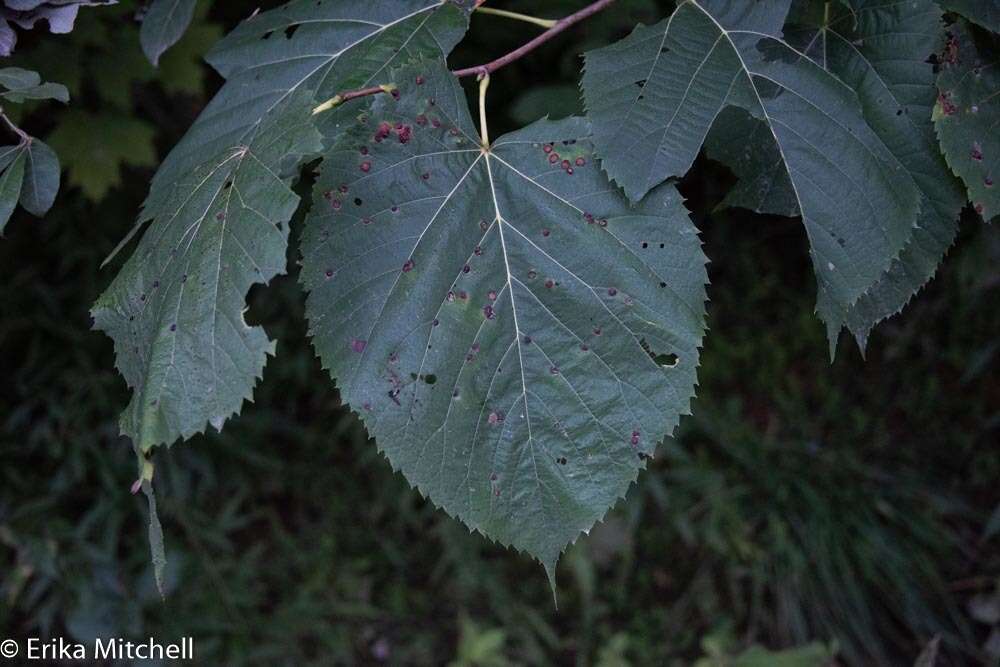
[312,0,617,115]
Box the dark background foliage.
[1,1,998,664]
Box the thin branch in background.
[312,0,617,115]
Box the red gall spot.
[548,154,559,164]
[543,145,553,154]
[471,343,480,352]
[494,488,501,497]
[584,212,594,223]
[130,479,142,494]
[339,184,349,193]
[391,205,399,213]
[402,259,415,272]
[575,157,586,166]
[561,160,570,169]
[463,264,471,273]
[459,290,468,300]
[432,318,439,326]
[544,279,554,288]
[398,125,412,144]
[362,217,373,225]
[360,161,371,172]
[474,246,483,256]
[394,122,403,130]
[447,291,456,302]
[608,287,617,296]
[331,199,342,210]
[549,366,559,375]
[938,92,957,116]
[360,146,369,155]
[593,327,602,336]
[975,202,984,215]
[375,121,392,141]
[985,177,994,187]
[542,229,550,237]
[483,305,495,319]
[325,269,334,278]
[431,118,442,128]
[527,270,537,279]
[971,142,984,161]
[416,114,428,126]
[216,212,225,221]
[416,75,425,85]
[388,351,399,364]
[580,344,589,351]
[323,190,333,200]
[488,411,504,425]
[631,430,640,446]
[350,338,367,353]
[488,290,497,301]
[421,172,430,180]
[450,128,460,136]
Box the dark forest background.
[1,1,998,664]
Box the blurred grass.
[1,1,999,665]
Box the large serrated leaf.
[93,92,321,451]
[301,59,708,575]
[934,21,999,222]
[97,0,470,451]
[782,0,966,353]
[581,0,922,331]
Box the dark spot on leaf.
[416,75,425,85]
[402,259,415,272]
[424,374,437,385]
[575,157,585,166]
[483,305,495,319]
[608,287,617,296]
[360,161,371,172]
[350,338,366,353]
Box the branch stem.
[312,0,617,115]
[474,6,557,29]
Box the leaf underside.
[934,21,999,223]
[140,0,198,67]
[581,0,925,346]
[96,0,470,450]
[301,59,708,572]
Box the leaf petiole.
[478,71,491,149]
[474,6,557,29]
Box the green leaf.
[940,0,1000,32]
[93,91,321,452]
[47,111,157,201]
[0,145,27,235]
[934,21,1000,222]
[301,59,707,575]
[785,0,966,352]
[509,84,584,125]
[97,0,470,452]
[0,66,69,103]
[581,0,922,332]
[19,138,60,217]
[140,0,198,67]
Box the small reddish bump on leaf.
[450,128,459,136]
[542,229,550,237]
[325,269,334,278]
[488,290,497,301]
[549,366,559,375]
[421,172,430,180]
[548,154,559,164]
[471,343,480,352]
[339,184,349,193]
[593,327,602,336]
[323,190,333,200]
[447,291,456,302]
[432,318,439,326]
[398,126,412,143]
[580,344,589,351]
[561,160,570,169]
[458,290,468,301]
[391,205,399,213]
[474,246,483,256]
[388,351,399,364]
[416,75,425,85]
[584,212,594,224]
[360,146,369,155]
[479,220,488,231]
[363,402,372,411]
[985,177,994,187]
[463,264,471,273]
[488,410,504,424]
[360,161,371,172]
[215,212,225,221]
[350,338,367,353]
[631,430,640,446]
[362,217,373,225]
[975,202,984,215]
[483,305,495,319]
[971,142,984,161]
[543,144,553,154]
[402,259,415,272]
[416,114,428,126]
[490,472,498,481]
[431,118,441,128]
[527,270,537,279]
[331,199,342,210]
[544,279,554,289]
[575,157,585,166]
[608,287,617,296]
